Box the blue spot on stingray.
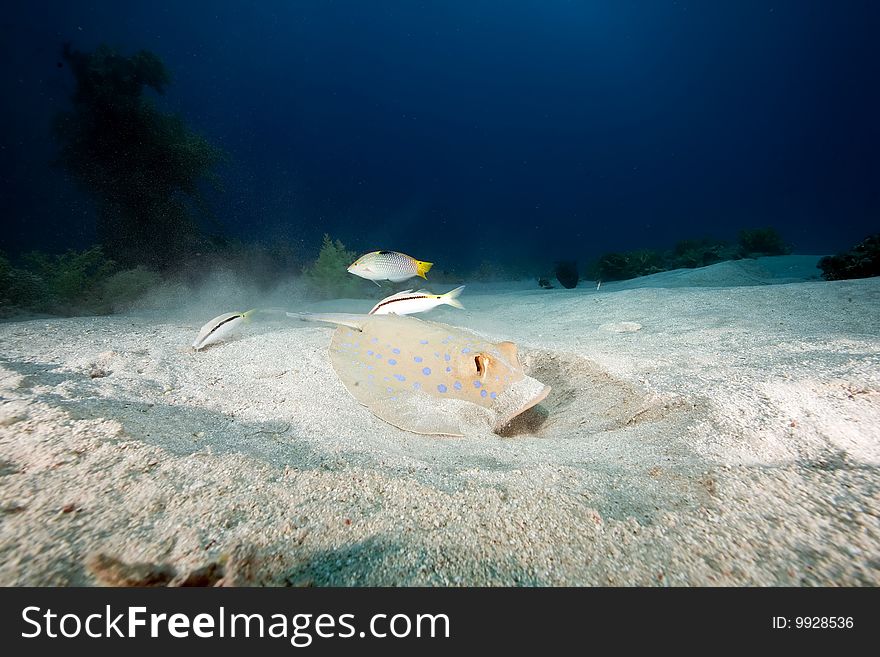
[445,366,452,372]
[383,376,390,381]
[422,367,431,376]
[412,382,421,391]
[481,390,487,398]
[392,348,400,354]
[366,365,374,371]
[473,380,481,388]
[461,347,471,354]
[414,356,423,363]
[367,350,374,356]
[444,353,451,361]
[388,359,397,365]
[453,381,462,390]
[375,353,382,359]
[437,384,447,393]
[386,387,393,393]
[420,339,429,345]
[393,374,406,382]
[371,337,378,343]
[490,392,497,399]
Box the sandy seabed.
[0,256,878,586]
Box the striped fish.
[369,286,465,316]
[192,309,257,350]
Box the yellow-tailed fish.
[369,285,465,315]
[347,250,433,284]
[192,309,257,350]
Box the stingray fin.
[327,327,466,436]
[366,391,466,437]
[492,378,551,432]
[497,341,520,367]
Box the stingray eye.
[474,354,490,378]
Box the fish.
[369,285,465,316]
[192,309,257,350]
[295,313,550,436]
[347,250,433,284]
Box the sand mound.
[604,255,825,290]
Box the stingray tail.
[288,312,368,331]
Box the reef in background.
[818,234,880,281]
[302,234,373,300]
[0,247,159,317]
[586,227,790,282]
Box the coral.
[818,234,880,281]
[629,249,665,274]
[738,227,790,257]
[588,249,664,281]
[671,238,738,269]
[0,253,42,309]
[0,246,161,316]
[587,232,760,282]
[22,246,117,306]
[587,252,626,281]
[554,261,579,288]
[99,266,163,311]
[302,234,365,299]
[54,44,226,268]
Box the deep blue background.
[2,0,877,269]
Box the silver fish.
[369,286,465,315]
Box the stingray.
[297,313,551,436]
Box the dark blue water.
[2,0,877,270]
